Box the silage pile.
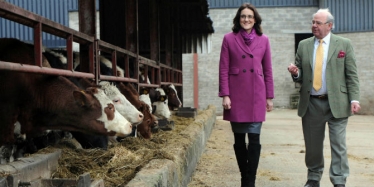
[36,109,208,186]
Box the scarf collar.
[240,28,256,46]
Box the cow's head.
[162,84,182,110]
[136,102,158,139]
[152,88,171,119]
[73,87,132,137]
[99,81,144,125]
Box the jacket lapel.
[249,34,259,52]
[327,34,338,63]
[234,32,252,55]
[308,37,315,68]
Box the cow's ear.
[73,90,91,108]
[141,88,149,95]
[161,85,169,93]
[155,90,161,100]
[116,70,122,77]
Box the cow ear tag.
[160,96,165,101]
[143,90,148,94]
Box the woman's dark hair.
[232,3,263,35]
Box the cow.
[139,87,154,113]
[0,38,51,68]
[139,87,171,119]
[0,38,133,148]
[161,84,183,110]
[99,81,144,124]
[44,49,125,77]
[41,49,142,149]
[139,64,151,84]
[116,82,157,139]
[43,48,80,70]
[152,88,171,119]
[99,55,125,77]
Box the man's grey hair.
[313,8,335,30]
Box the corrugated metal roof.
[321,0,374,33]
[208,0,318,8]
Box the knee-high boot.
[247,144,261,187]
[233,144,249,187]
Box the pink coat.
[218,32,274,122]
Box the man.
[287,9,360,187]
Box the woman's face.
[240,8,256,33]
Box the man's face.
[311,12,332,39]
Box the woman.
[218,3,274,187]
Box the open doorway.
[295,33,313,54]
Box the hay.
[34,109,205,186]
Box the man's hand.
[351,102,361,114]
[287,63,299,76]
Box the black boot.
[247,144,261,187]
[233,144,249,187]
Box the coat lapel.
[249,34,259,52]
[307,37,315,68]
[327,34,338,63]
[234,32,252,55]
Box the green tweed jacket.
[293,34,360,118]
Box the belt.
[310,95,328,99]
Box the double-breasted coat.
[218,31,274,122]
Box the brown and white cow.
[99,81,144,125]
[0,38,132,146]
[162,84,183,110]
[116,82,158,139]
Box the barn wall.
[183,6,374,115]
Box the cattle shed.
[0,0,214,93]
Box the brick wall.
[183,7,374,115]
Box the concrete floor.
[188,109,374,187]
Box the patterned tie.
[313,39,324,91]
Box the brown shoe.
[304,180,320,187]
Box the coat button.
[242,55,246,58]
[243,69,246,72]
[250,69,254,72]
[249,54,253,58]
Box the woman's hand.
[266,99,273,112]
[222,96,231,110]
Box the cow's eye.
[113,99,120,103]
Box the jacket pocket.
[340,85,348,93]
[229,68,239,75]
[257,69,263,76]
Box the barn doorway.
[294,33,314,54]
